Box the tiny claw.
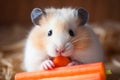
[40,60,55,70]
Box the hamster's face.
[30,8,92,57]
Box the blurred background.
[0,0,120,80]
[0,0,120,26]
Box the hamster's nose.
[56,48,65,54]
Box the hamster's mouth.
[50,56,71,60]
[55,50,73,57]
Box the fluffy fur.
[24,8,104,71]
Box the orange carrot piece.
[39,72,102,80]
[15,62,106,80]
[53,56,70,67]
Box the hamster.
[24,8,104,71]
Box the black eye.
[48,30,52,36]
[69,29,75,37]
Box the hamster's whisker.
[74,47,83,49]
[71,36,80,41]
[71,37,89,43]
[72,38,81,43]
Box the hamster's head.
[30,8,92,57]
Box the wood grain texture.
[0,0,120,26]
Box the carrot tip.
[106,69,112,75]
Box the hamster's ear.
[31,8,45,25]
[75,8,88,25]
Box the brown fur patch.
[73,27,92,50]
[54,20,68,33]
[29,27,47,50]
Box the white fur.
[24,40,49,71]
[24,8,104,71]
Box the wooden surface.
[0,0,120,26]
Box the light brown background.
[0,0,120,26]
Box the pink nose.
[56,48,65,54]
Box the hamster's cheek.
[46,44,59,57]
[62,42,74,57]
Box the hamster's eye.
[48,30,52,36]
[69,29,75,37]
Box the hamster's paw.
[40,60,55,70]
[67,60,81,66]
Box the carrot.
[15,62,106,80]
[39,72,102,80]
[53,56,70,67]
